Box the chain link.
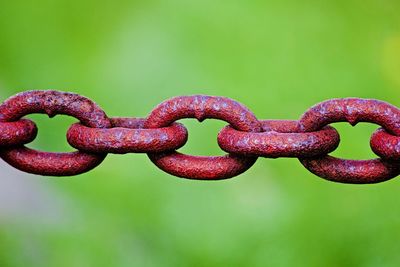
[67,118,188,154]
[1,90,399,184]
[297,98,400,183]
[0,90,110,176]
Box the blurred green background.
[0,0,400,266]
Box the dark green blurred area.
[1,0,400,266]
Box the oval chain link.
[298,98,400,184]
[144,95,262,180]
[0,90,111,176]
[218,120,340,158]
[67,118,188,154]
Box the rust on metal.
[149,152,256,180]
[300,156,400,184]
[298,98,400,135]
[218,120,340,158]
[1,91,400,184]
[370,128,400,161]
[145,95,261,180]
[0,90,110,176]
[144,95,262,132]
[0,119,37,147]
[67,118,188,154]
[298,98,400,183]
[0,147,105,176]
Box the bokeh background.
[1,1,400,266]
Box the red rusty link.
[298,98,400,135]
[0,147,105,176]
[144,95,262,131]
[67,118,188,154]
[0,119,38,147]
[149,152,256,180]
[0,90,111,176]
[299,156,400,184]
[2,90,400,184]
[298,98,400,183]
[370,128,400,161]
[218,120,340,158]
[145,95,262,180]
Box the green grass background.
[1,0,400,266]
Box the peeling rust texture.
[299,156,400,184]
[370,128,400,161]
[0,147,105,176]
[144,95,262,132]
[0,90,110,176]
[0,119,37,147]
[298,98,400,184]
[0,90,111,128]
[218,120,340,158]
[2,90,400,184]
[67,118,188,154]
[145,95,262,180]
[298,98,400,135]
[149,152,257,180]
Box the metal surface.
[0,147,105,176]
[0,119,37,147]
[149,152,256,180]
[67,118,188,154]
[218,120,340,158]
[370,128,400,161]
[144,95,261,180]
[1,91,400,184]
[299,156,400,184]
[298,98,400,183]
[0,90,110,176]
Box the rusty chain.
[1,90,400,184]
